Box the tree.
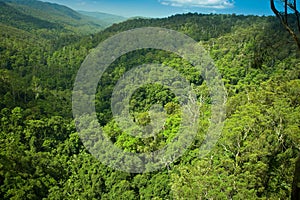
[292,155,300,199]
[270,1,300,199]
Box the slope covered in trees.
[0,0,125,34]
[0,3,299,199]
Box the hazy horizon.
[40,0,276,18]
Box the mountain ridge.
[77,10,126,27]
[0,0,127,34]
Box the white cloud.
[159,0,234,9]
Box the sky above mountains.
[42,0,275,18]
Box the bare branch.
[285,0,288,24]
[293,0,300,32]
[270,0,300,49]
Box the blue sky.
[42,0,274,18]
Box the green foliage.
[0,3,299,199]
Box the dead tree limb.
[271,0,300,49]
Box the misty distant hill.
[78,10,126,27]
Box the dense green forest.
[0,0,300,199]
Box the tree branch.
[292,155,300,200]
[270,0,300,49]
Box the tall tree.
[270,1,300,199]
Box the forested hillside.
[0,1,299,199]
[0,0,125,34]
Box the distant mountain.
[0,1,60,31]
[78,10,126,27]
[0,0,124,34]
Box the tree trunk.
[292,154,300,200]
[270,1,300,199]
